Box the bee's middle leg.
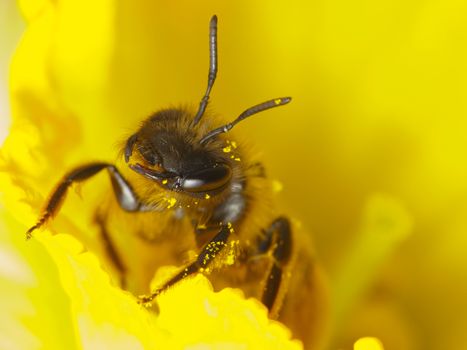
[94,213,128,289]
[253,217,292,314]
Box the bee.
[27,15,328,349]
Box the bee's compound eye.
[181,165,232,193]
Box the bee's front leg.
[26,162,145,239]
[138,224,231,305]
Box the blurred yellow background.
[1,0,467,349]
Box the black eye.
[181,164,232,193]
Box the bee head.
[124,109,233,198]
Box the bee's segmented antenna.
[192,15,218,126]
[199,97,292,144]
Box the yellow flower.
[0,0,308,349]
[2,0,467,349]
[0,209,302,349]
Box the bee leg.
[94,213,127,289]
[258,217,292,313]
[138,224,230,304]
[27,162,143,239]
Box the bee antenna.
[199,97,292,144]
[192,15,218,126]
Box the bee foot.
[25,226,36,240]
[137,294,155,307]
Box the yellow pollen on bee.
[223,146,232,153]
[227,222,235,233]
[234,157,241,162]
[230,155,235,159]
[162,179,168,185]
[225,252,235,265]
[274,98,282,105]
[231,141,237,149]
[205,194,211,199]
[166,197,177,209]
[197,224,207,229]
[225,240,238,265]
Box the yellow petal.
[0,208,80,350]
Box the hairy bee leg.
[94,214,127,289]
[138,225,230,304]
[26,162,143,239]
[259,217,292,312]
